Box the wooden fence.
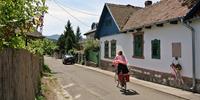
[0,48,43,100]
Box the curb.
[75,64,200,100]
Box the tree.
[75,26,82,42]
[27,38,58,55]
[57,20,76,54]
[0,0,47,49]
[75,26,82,50]
[57,34,65,54]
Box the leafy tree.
[83,39,99,61]
[83,39,99,51]
[0,0,47,49]
[27,38,58,55]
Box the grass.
[36,64,52,100]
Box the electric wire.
[53,0,90,27]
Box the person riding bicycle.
[113,51,129,75]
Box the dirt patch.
[41,75,72,100]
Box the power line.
[53,0,90,27]
[56,0,99,16]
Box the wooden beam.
[145,25,152,29]
[136,28,142,32]
[128,29,135,33]
[156,23,163,27]
[170,20,178,24]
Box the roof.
[84,29,96,35]
[106,3,141,30]
[184,0,200,20]
[123,0,195,30]
[180,0,198,8]
[26,31,44,39]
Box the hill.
[45,34,60,41]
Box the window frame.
[111,40,116,58]
[151,39,161,59]
[132,32,144,59]
[104,41,109,58]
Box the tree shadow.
[120,89,139,96]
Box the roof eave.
[122,17,183,32]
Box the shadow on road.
[120,89,139,96]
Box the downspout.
[181,19,196,92]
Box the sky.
[43,0,160,36]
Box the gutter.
[181,19,196,92]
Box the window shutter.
[151,39,160,59]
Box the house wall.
[191,19,200,79]
[100,23,195,78]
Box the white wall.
[100,23,194,78]
[192,19,200,79]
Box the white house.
[97,0,200,93]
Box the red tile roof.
[106,3,141,29]
[123,0,193,30]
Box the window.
[151,39,160,59]
[133,33,144,58]
[172,42,181,57]
[104,41,109,58]
[111,40,116,58]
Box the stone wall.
[100,59,200,93]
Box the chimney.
[145,0,152,7]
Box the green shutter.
[104,42,109,58]
[134,35,143,57]
[151,39,160,59]
[111,41,116,58]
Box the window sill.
[132,55,145,59]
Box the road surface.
[44,57,186,100]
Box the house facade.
[97,0,200,93]
[84,23,98,39]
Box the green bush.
[43,64,52,74]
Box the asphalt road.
[44,57,186,100]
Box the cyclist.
[113,51,129,76]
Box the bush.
[43,64,52,74]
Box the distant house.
[97,0,200,93]
[84,23,98,39]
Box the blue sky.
[43,0,160,36]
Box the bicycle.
[116,72,129,92]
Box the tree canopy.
[57,20,79,54]
[0,0,47,49]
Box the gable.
[107,4,141,29]
[96,4,120,38]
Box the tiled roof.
[123,0,194,30]
[27,31,44,38]
[180,0,198,8]
[84,29,96,35]
[106,3,141,29]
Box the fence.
[0,48,43,100]
[88,50,99,64]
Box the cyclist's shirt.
[113,55,127,66]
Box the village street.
[44,56,187,100]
